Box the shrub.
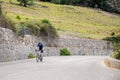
[16,15,21,21]
[17,22,28,36]
[104,35,120,51]
[111,32,115,36]
[104,35,120,60]
[110,40,120,60]
[28,53,36,58]
[40,26,48,36]
[111,49,120,60]
[41,19,50,24]
[60,48,71,56]
[25,21,41,35]
[40,19,58,38]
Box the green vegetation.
[0,0,120,39]
[40,19,58,38]
[60,48,71,56]
[43,0,120,14]
[111,49,120,60]
[17,0,35,7]
[28,53,36,58]
[104,34,120,60]
[104,35,120,51]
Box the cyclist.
[35,42,44,62]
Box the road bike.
[36,50,43,62]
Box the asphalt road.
[0,56,120,80]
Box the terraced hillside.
[1,0,120,39]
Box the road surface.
[0,56,120,80]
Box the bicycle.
[36,50,43,62]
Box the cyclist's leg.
[36,52,39,62]
[40,50,43,62]
[38,51,41,61]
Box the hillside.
[1,0,120,39]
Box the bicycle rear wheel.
[39,54,43,62]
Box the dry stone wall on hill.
[0,27,113,62]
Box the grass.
[1,0,120,39]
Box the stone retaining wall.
[0,27,113,62]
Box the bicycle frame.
[36,51,43,62]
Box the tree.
[17,0,34,7]
[106,0,120,13]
